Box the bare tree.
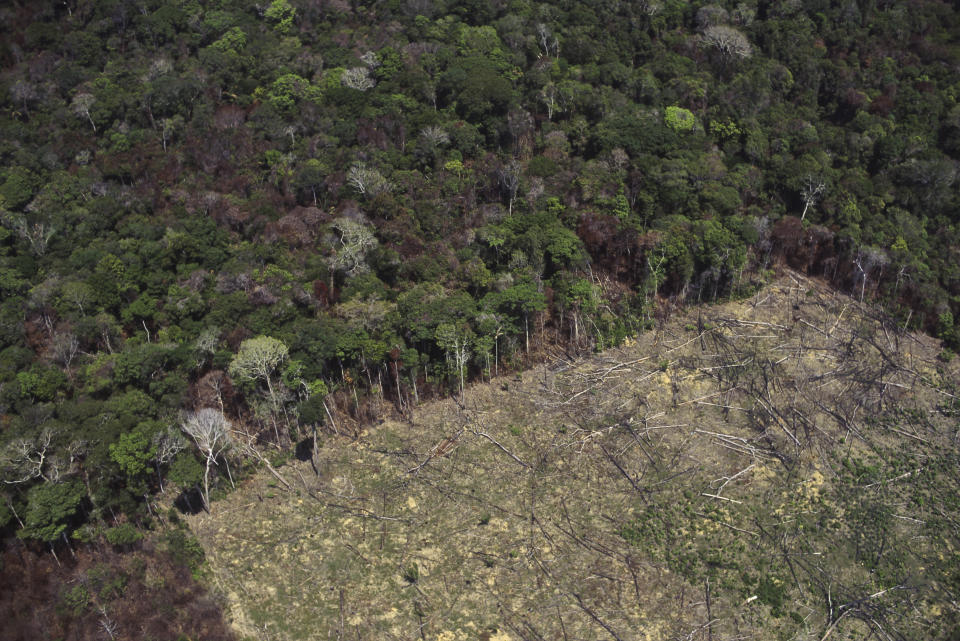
[282,124,298,147]
[161,116,183,152]
[60,280,93,315]
[0,428,57,485]
[27,275,60,335]
[696,4,729,29]
[192,327,220,369]
[98,606,118,641]
[436,323,471,403]
[610,147,629,172]
[329,217,379,279]
[477,312,507,377]
[50,330,80,368]
[540,83,559,121]
[536,23,559,58]
[346,162,392,198]
[638,0,662,17]
[180,409,232,511]
[71,92,97,132]
[507,109,534,156]
[1,212,56,256]
[498,160,521,215]
[700,25,752,63]
[800,175,826,221]
[419,125,449,147]
[153,427,187,493]
[731,2,756,25]
[10,79,37,115]
[341,67,376,91]
[854,247,889,302]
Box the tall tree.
[180,409,232,512]
[229,336,291,441]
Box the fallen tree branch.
[471,428,530,468]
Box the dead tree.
[180,409,232,511]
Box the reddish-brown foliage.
[0,540,236,641]
[190,369,237,414]
[224,327,253,351]
[264,206,329,248]
[868,91,895,117]
[213,104,246,130]
[770,216,844,278]
[313,280,333,307]
[576,211,649,284]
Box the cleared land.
[190,274,960,641]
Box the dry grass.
[189,274,960,641]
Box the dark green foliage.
[19,480,86,544]
[440,56,514,122]
[0,166,38,211]
[161,529,206,575]
[15,365,67,402]
[167,453,203,490]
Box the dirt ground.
[189,273,960,641]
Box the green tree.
[109,429,157,484]
[19,480,86,564]
[664,106,696,133]
[293,158,329,206]
[105,522,143,547]
[229,336,290,441]
[0,166,38,211]
[167,452,204,513]
[485,283,546,354]
[121,294,160,341]
[264,0,296,34]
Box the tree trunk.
[7,498,24,528]
[183,489,196,513]
[62,531,76,558]
[525,315,530,353]
[311,423,319,476]
[222,455,235,489]
[323,398,339,436]
[202,456,212,512]
[395,362,403,411]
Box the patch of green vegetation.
[161,529,206,578]
[402,564,420,583]
[57,584,90,617]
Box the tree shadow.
[294,437,314,462]
[173,486,206,515]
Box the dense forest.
[0,0,959,635]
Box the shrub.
[105,523,144,547]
